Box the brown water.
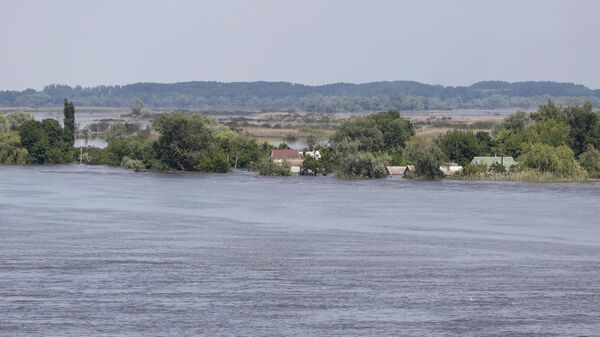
[1,165,599,336]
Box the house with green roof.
[471,156,518,170]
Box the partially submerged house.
[471,156,517,170]
[386,165,414,177]
[271,149,303,173]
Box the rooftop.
[271,149,301,160]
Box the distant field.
[1,107,510,147]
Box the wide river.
[1,165,599,336]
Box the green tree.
[532,119,570,147]
[300,157,326,176]
[18,119,73,164]
[531,100,564,122]
[403,137,445,179]
[120,156,145,172]
[436,130,486,166]
[6,111,34,130]
[0,131,28,164]
[367,110,415,149]
[253,157,292,176]
[578,145,600,178]
[498,111,530,131]
[195,149,231,173]
[493,128,539,158]
[216,130,267,169]
[63,99,76,146]
[336,152,388,178]
[153,113,216,171]
[331,117,384,152]
[331,110,414,154]
[102,136,153,166]
[563,102,600,155]
[518,143,585,178]
[476,131,496,152]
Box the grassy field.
[241,126,334,138]
[1,107,507,146]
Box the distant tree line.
[1,81,599,112]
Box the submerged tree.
[0,131,28,164]
[403,136,445,179]
[152,113,230,172]
[435,130,487,166]
[253,157,292,176]
[63,99,76,146]
[336,152,388,178]
[578,145,600,178]
[19,119,73,164]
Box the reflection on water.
[1,165,599,336]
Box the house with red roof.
[271,149,303,173]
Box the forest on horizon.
[1,80,600,113]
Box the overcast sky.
[1,0,599,90]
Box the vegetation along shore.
[1,99,600,182]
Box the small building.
[471,156,517,170]
[271,149,303,173]
[439,164,463,176]
[386,165,414,177]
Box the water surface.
[1,165,599,336]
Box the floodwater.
[1,165,599,336]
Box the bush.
[120,156,146,172]
[578,145,600,178]
[146,159,169,171]
[336,152,388,178]
[462,163,488,175]
[518,143,586,178]
[300,157,326,176]
[80,147,110,165]
[195,150,231,173]
[253,157,292,176]
[102,137,153,166]
[489,162,506,173]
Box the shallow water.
[1,165,599,336]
